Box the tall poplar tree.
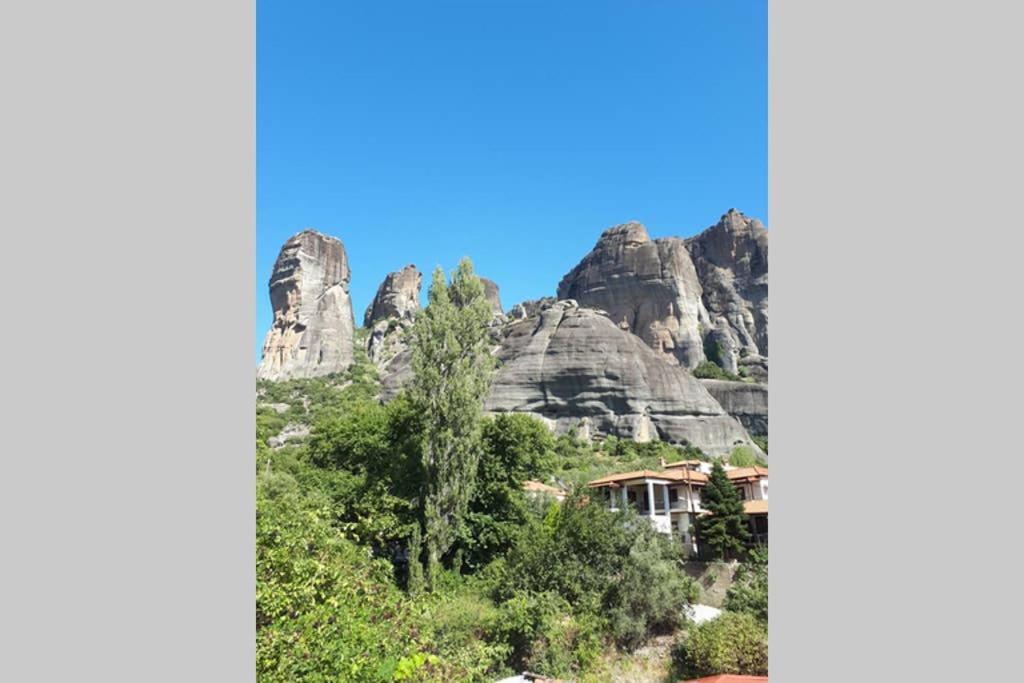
[408,258,495,588]
[697,462,751,560]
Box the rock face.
[686,210,768,375]
[363,265,421,328]
[257,230,355,381]
[557,211,768,377]
[557,222,711,369]
[509,297,556,320]
[481,277,503,316]
[484,301,761,456]
[698,379,768,437]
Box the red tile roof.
[586,469,709,487]
[726,466,768,482]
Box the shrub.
[724,546,768,623]
[256,471,428,682]
[727,445,758,467]
[673,612,768,679]
[692,360,742,381]
[496,494,697,656]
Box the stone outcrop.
[698,379,768,437]
[481,277,503,316]
[257,230,355,381]
[509,297,557,320]
[363,264,421,328]
[686,209,768,375]
[484,301,761,456]
[364,265,421,366]
[557,211,768,377]
[557,222,711,369]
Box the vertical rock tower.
[363,264,422,327]
[685,209,768,376]
[257,230,355,380]
[557,222,711,369]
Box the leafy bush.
[692,360,742,381]
[490,590,604,678]
[494,494,697,660]
[724,546,768,623]
[673,612,768,679]
[605,532,698,650]
[728,445,767,468]
[256,470,431,682]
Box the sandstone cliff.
[481,277,503,317]
[686,209,768,376]
[484,301,760,456]
[557,211,767,378]
[364,266,422,373]
[698,379,767,437]
[363,264,421,328]
[557,222,711,369]
[257,230,355,380]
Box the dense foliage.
[673,611,769,679]
[692,359,743,381]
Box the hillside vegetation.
[256,262,766,682]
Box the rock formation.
[257,230,355,381]
[557,212,768,377]
[509,297,557,320]
[363,264,422,328]
[484,301,761,456]
[557,222,711,369]
[686,209,768,375]
[698,379,767,437]
[481,277,503,317]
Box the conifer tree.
[697,462,750,560]
[408,258,494,589]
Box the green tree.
[697,462,750,559]
[460,413,555,571]
[408,258,495,588]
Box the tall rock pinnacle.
[685,209,768,376]
[257,230,355,381]
[363,264,422,328]
[557,222,711,369]
[480,277,503,317]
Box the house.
[586,463,768,553]
[522,480,567,502]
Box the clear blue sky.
[257,1,766,362]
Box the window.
[669,488,679,503]
[735,485,747,500]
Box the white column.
[662,484,670,515]
[646,481,655,518]
[621,485,628,510]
